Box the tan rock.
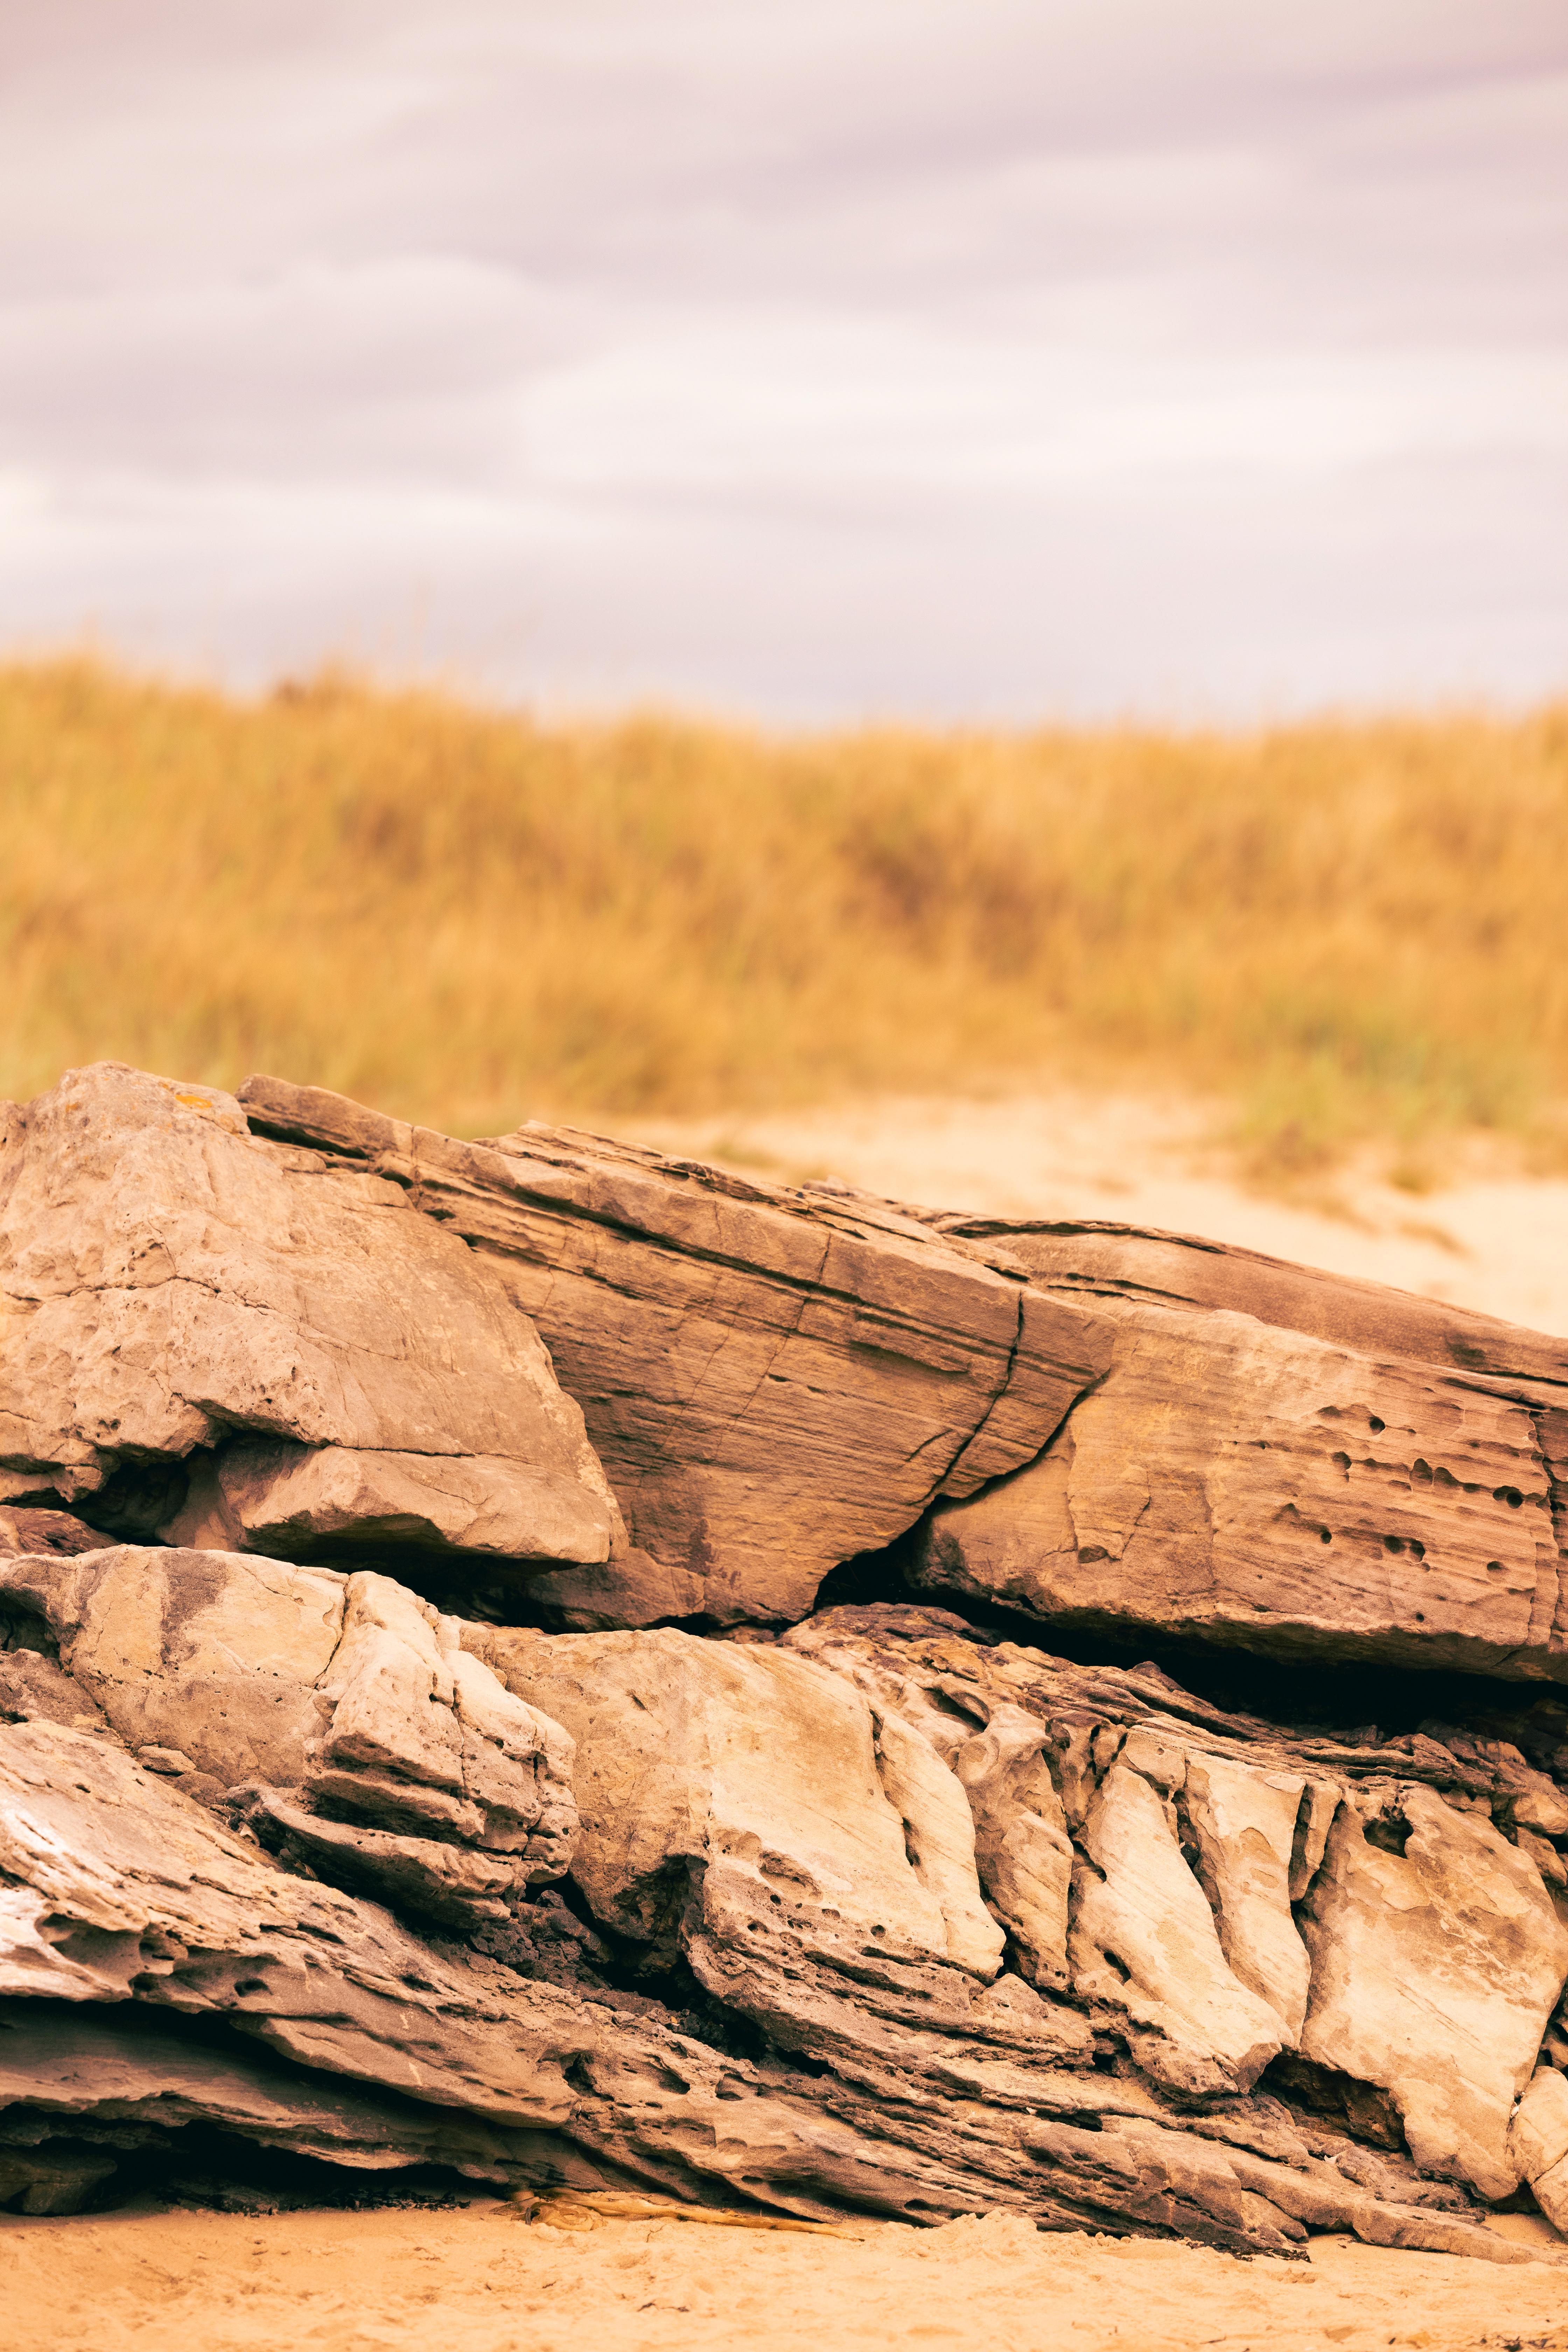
[932,1215,1568,1380]
[0,1508,114,1559]
[466,1623,999,1974]
[0,1544,343,1783]
[238,1072,1114,1624]
[1511,2065,1568,2207]
[915,1288,1565,1682]
[1071,1763,1287,2092]
[0,1062,615,1574]
[0,1996,562,2187]
[951,1704,1076,1990]
[778,1605,1568,2184]
[868,1707,1006,1978]
[0,1547,578,1917]
[1298,1784,1568,2197]
[1181,1752,1314,2042]
[0,1613,1556,2259]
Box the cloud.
[0,0,1564,718]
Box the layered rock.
[0,1649,1548,2260]
[0,1545,576,1924]
[462,1623,1007,1977]
[782,1605,1568,2183]
[913,1218,1568,1683]
[8,1063,1568,2258]
[235,1073,1113,1623]
[0,1062,616,1577]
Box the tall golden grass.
[4,656,1566,1175]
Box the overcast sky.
[3,0,1565,722]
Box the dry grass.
[4,656,1567,1176]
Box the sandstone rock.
[932,1215,1568,1386]
[0,1616,1555,2258]
[950,1703,1076,1990]
[0,1997,561,2187]
[237,1072,1114,1623]
[784,1605,1568,2193]
[0,1546,578,1921]
[1297,1782,1568,2199]
[0,1062,615,1574]
[463,1624,1000,1974]
[1181,1752,1313,2042]
[1512,2066,1568,2231]
[0,1508,115,1559]
[0,1646,103,1731]
[915,1275,1568,1683]
[1070,1763,1287,2094]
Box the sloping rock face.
[234,1074,1112,1624]
[8,1063,1568,2258]
[463,1624,1007,1977]
[912,1218,1568,1683]
[783,1608,1568,2190]
[0,1063,615,1576]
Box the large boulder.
[236,1073,1113,1624]
[0,1063,616,1578]
[912,1218,1568,1683]
[0,1587,1557,2258]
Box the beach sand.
[6,2200,1568,2352]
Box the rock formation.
[1,1060,1568,2263]
[911,1218,1568,1682]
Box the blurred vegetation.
[3,656,1566,1179]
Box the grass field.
[4,656,1565,1180]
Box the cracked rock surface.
[913,1219,1568,1682]
[3,1060,1568,2261]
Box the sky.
[2,0,1566,724]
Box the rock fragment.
[0,1062,616,1577]
[0,1546,578,1923]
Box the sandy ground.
[6,2201,1568,2352]
[14,1092,1568,2346]
[629,1089,1568,1336]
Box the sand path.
[6,2202,1568,2352]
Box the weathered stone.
[0,1998,557,2185]
[463,1624,1001,1974]
[915,1272,1568,1682]
[1070,1763,1287,2094]
[1297,1782,1568,2199]
[782,1605,1568,2196]
[1513,2067,1568,2230]
[0,1062,615,1573]
[0,1547,578,1913]
[237,1072,1114,1623]
[0,1646,103,1731]
[931,1216,1568,1386]
[950,1703,1075,1991]
[1182,1752,1313,2042]
[0,1616,1559,2258]
[0,1508,115,1559]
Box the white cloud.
[0,0,1564,718]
